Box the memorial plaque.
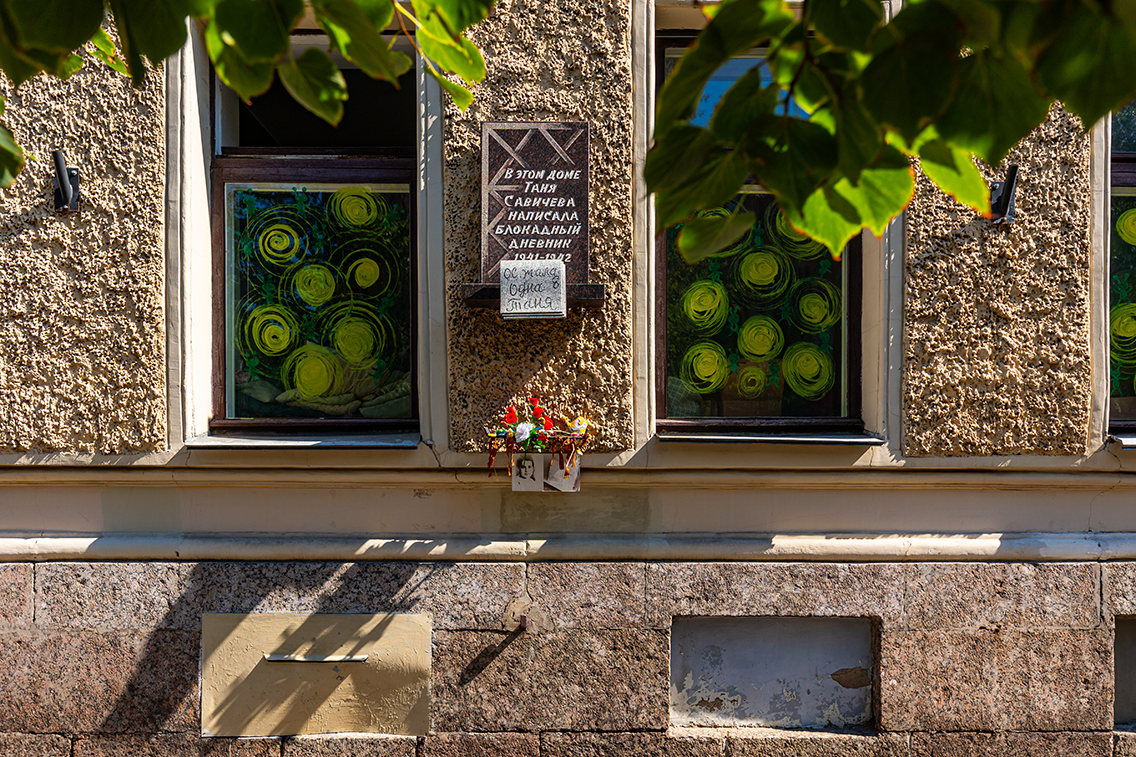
[482,121,589,284]
[500,259,566,319]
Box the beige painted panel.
[201,613,431,737]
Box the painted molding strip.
[0,531,1132,561]
[264,653,369,663]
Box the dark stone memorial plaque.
[463,122,604,308]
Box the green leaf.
[187,0,218,16]
[1034,1,1136,127]
[411,0,486,84]
[354,0,397,28]
[107,0,194,83]
[811,82,883,182]
[55,54,84,79]
[655,145,751,228]
[89,29,129,75]
[205,19,275,100]
[937,0,1000,46]
[811,0,883,51]
[644,124,719,193]
[707,68,779,145]
[675,209,757,263]
[427,68,474,110]
[655,0,794,139]
[744,116,839,214]
[426,0,495,33]
[918,137,990,214]
[0,115,25,188]
[277,48,348,124]
[860,0,961,143]
[5,0,104,53]
[787,146,914,255]
[935,48,1049,166]
[213,0,302,64]
[314,0,412,82]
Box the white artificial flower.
[515,422,534,443]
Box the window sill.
[655,431,885,446]
[185,432,421,450]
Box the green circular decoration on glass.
[681,279,729,335]
[788,277,842,334]
[736,364,767,399]
[328,187,385,229]
[318,301,398,369]
[335,234,402,298]
[766,202,825,260]
[737,315,784,361]
[1111,303,1136,366]
[782,342,835,400]
[281,343,345,400]
[284,263,337,307]
[1119,209,1136,246]
[242,304,300,358]
[735,246,794,306]
[245,204,320,268]
[679,341,729,394]
[692,207,753,257]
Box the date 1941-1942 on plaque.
[481,121,589,289]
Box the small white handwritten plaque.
[500,259,567,319]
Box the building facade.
[0,1,1132,755]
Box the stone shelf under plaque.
[461,282,606,309]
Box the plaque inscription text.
[481,121,590,285]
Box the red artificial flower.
[543,417,554,431]
[534,406,544,418]
[528,397,539,406]
[504,405,518,424]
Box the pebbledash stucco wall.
[443,0,634,453]
[903,106,1093,457]
[0,559,1127,754]
[0,56,166,454]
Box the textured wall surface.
[0,559,1123,754]
[904,106,1092,457]
[0,58,165,454]
[443,0,634,452]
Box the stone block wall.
[0,560,1133,755]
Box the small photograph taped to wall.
[512,454,545,491]
[546,454,581,493]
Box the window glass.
[657,39,858,427]
[664,193,849,419]
[1116,103,1136,154]
[224,182,413,420]
[238,70,417,150]
[662,48,809,126]
[1111,102,1136,422]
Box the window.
[1111,102,1136,429]
[210,35,419,433]
[654,34,863,435]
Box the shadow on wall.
[95,561,437,736]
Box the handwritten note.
[500,259,567,319]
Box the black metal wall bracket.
[52,149,79,212]
[989,164,1018,224]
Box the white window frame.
[164,24,451,452]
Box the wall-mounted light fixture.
[52,149,79,212]
[990,164,1018,224]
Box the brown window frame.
[654,32,864,436]
[209,156,419,434]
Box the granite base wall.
[0,560,1134,755]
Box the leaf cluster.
[0,0,496,186]
[648,0,1136,261]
